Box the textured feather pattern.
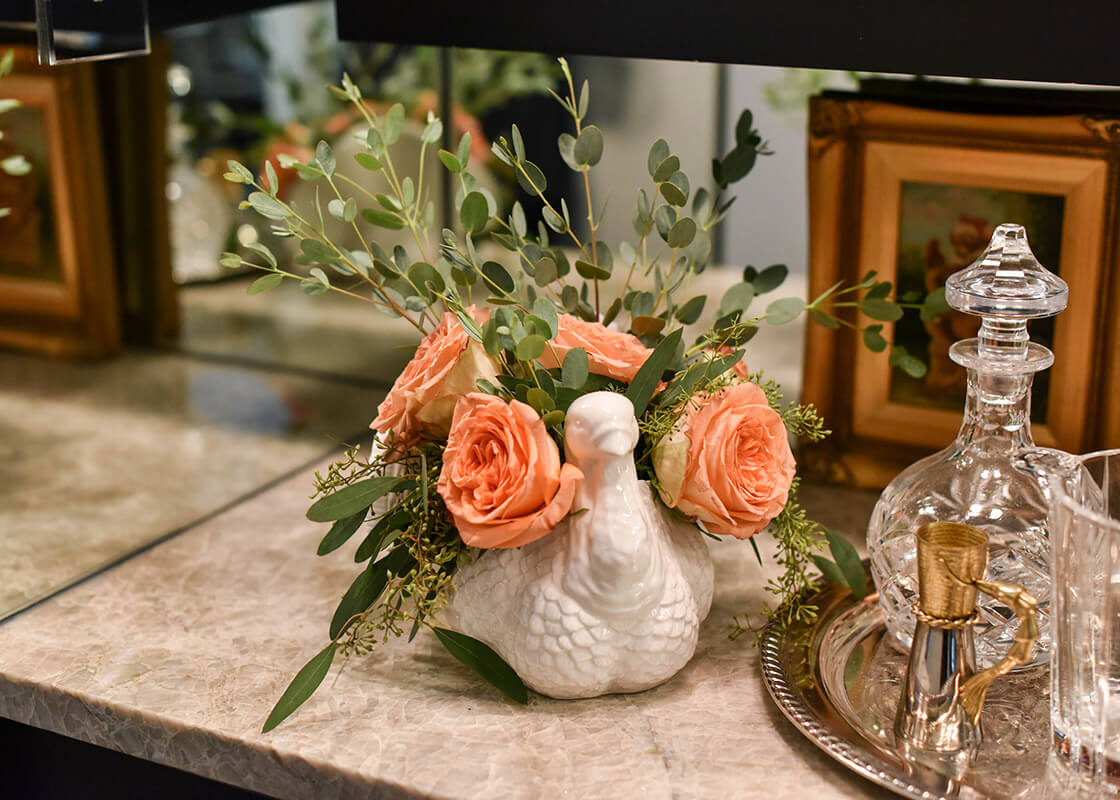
[441,392,714,699]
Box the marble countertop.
[0,456,891,800]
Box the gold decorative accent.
[913,606,980,629]
[808,98,860,160]
[1082,115,1120,147]
[915,522,987,620]
[957,577,1040,726]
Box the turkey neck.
[561,452,663,618]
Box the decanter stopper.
[945,223,1068,374]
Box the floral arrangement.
[220,60,944,731]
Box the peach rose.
[652,382,794,538]
[371,308,498,444]
[538,314,653,383]
[438,394,583,548]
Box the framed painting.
[803,92,1117,487]
[0,46,118,357]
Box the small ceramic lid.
[945,223,1068,319]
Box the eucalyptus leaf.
[765,297,805,325]
[516,335,547,362]
[862,325,888,353]
[432,628,528,704]
[247,273,283,295]
[363,208,405,230]
[422,116,443,144]
[647,138,670,177]
[457,132,472,169]
[330,546,414,639]
[626,328,682,416]
[245,241,277,267]
[532,297,559,337]
[315,140,335,177]
[383,103,405,145]
[461,191,489,234]
[355,152,382,171]
[573,125,604,167]
[438,150,461,173]
[247,192,290,221]
[316,509,368,556]
[516,160,547,194]
[826,529,868,599]
[667,217,696,248]
[674,294,706,324]
[306,476,412,522]
[860,298,904,322]
[482,261,515,293]
[262,643,336,732]
[562,347,590,388]
[653,155,680,183]
[753,264,788,294]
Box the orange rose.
[652,382,794,538]
[538,314,652,383]
[371,308,498,444]
[438,394,583,548]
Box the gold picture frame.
[803,94,1117,487]
[0,47,118,358]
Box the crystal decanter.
[868,223,1068,669]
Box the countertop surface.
[0,454,889,800]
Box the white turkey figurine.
[441,391,714,699]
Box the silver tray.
[759,571,1051,800]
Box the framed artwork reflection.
[802,91,1116,487]
[0,47,118,357]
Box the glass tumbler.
[1049,449,1120,790]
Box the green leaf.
[315,140,335,177]
[516,335,547,362]
[557,132,579,171]
[809,309,840,329]
[653,155,680,183]
[575,260,611,281]
[330,546,413,639]
[353,153,382,171]
[862,325,888,352]
[301,239,338,265]
[602,297,623,327]
[438,150,461,173]
[826,529,868,599]
[765,297,805,325]
[719,282,756,316]
[525,387,555,414]
[578,79,590,119]
[754,264,788,294]
[647,139,670,177]
[735,109,755,145]
[516,160,547,194]
[573,125,604,167]
[659,178,687,206]
[860,298,903,322]
[653,205,676,240]
[226,159,253,183]
[307,476,411,522]
[383,103,405,145]
[674,294,706,324]
[532,297,559,337]
[247,192,290,220]
[247,273,283,295]
[511,124,526,161]
[408,262,445,299]
[244,241,277,267]
[354,508,408,562]
[316,509,368,556]
[457,132,472,169]
[533,256,558,286]
[461,191,489,234]
[921,287,951,321]
[422,116,443,144]
[481,261,515,293]
[667,217,696,248]
[811,555,847,588]
[262,643,336,732]
[626,328,682,416]
[362,208,405,230]
[889,346,927,378]
[561,347,590,388]
[264,160,279,196]
[630,316,666,337]
[432,628,528,704]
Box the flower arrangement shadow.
[218,59,938,731]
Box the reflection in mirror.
[35,0,150,64]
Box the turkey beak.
[595,427,634,456]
